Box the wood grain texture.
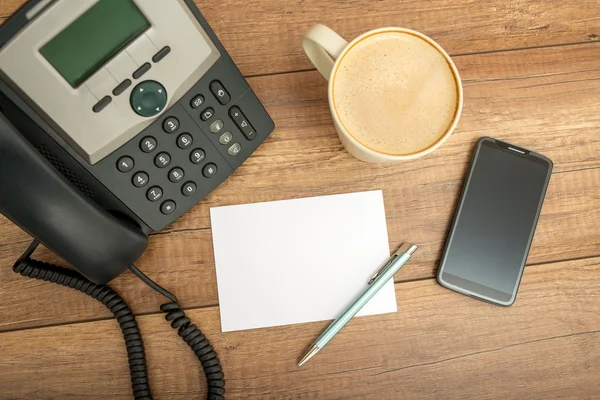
[1,43,600,331]
[0,257,598,399]
[1,0,600,76]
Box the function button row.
[133,62,151,79]
[155,152,171,168]
[95,46,171,113]
[113,79,132,96]
[163,116,179,133]
[210,81,231,105]
[93,96,112,113]
[153,46,171,63]
[229,106,256,140]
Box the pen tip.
[298,344,321,367]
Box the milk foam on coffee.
[332,31,459,155]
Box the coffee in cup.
[303,25,463,162]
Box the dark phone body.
[437,137,553,306]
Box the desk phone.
[0,0,275,233]
[0,2,275,397]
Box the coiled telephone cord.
[13,240,225,400]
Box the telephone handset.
[0,113,148,283]
[0,0,276,399]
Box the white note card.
[210,190,397,332]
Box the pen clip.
[368,255,398,285]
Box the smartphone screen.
[437,137,553,306]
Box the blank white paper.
[210,190,397,332]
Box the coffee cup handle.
[302,24,349,80]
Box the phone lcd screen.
[40,0,149,87]
[438,138,552,305]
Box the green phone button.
[130,81,168,117]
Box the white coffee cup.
[302,24,463,162]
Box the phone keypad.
[107,76,270,230]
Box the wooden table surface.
[1,0,600,399]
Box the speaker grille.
[37,144,96,199]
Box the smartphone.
[437,137,553,306]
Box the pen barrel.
[315,252,412,348]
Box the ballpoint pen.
[298,242,418,367]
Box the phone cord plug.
[13,240,225,400]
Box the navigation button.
[130,80,167,117]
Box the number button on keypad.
[177,133,193,149]
[161,200,176,215]
[190,148,206,164]
[201,108,214,121]
[117,156,134,173]
[182,181,197,197]
[154,152,171,168]
[169,167,185,183]
[147,186,163,202]
[163,117,179,133]
[132,172,149,188]
[140,137,157,153]
[203,163,218,178]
